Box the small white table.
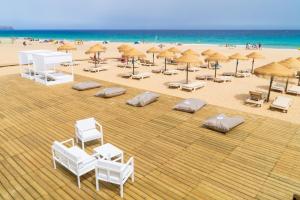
[93,143,124,163]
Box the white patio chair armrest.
[122,157,134,173]
[61,138,74,146]
[95,122,103,133]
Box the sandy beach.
[1,39,300,124]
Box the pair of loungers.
[168,81,206,91]
[120,72,151,79]
[83,66,108,73]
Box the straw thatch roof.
[254,62,295,78]
[157,50,175,59]
[176,54,203,64]
[146,47,160,54]
[246,52,264,59]
[57,43,77,51]
[229,53,249,60]
[201,49,216,56]
[167,47,181,53]
[206,52,228,61]
[182,49,200,56]
[279,57,300,71]
[85,44,106,54]
[123,48,145,58]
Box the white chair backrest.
[52,141,80,172]
[76,118,96,131]
[96,159,123,183]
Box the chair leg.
[77,176,81,188]
[75,136,78,143]
[101,137,104,145]
[82,141,84,150]
[131,171,134,182]
[96,178,99,191]
[120,184,123,198]
[53,159,56,169]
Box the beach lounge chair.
[181,81,206,91]
[127,92,159,107]
[72,81,102,91]
[174,98,206,113]
[188,67,200,72]
[141,59,154,66]
[164,69,179,75]
[222,72,235,76]
[270,96,292,113]
[75,118,104,150]
[52,139,97,188]
[90,66,108,73]
[196,74,214,81]
[168,82,182,89]
[117,64,130,68]
[132,72,151,80]
[203,114,245,133]
[120,72,139,78]
[95,157,134,198]
[176,66,186,71]
[95,87,126,98]
[152,68,164,73]
[271,82,285,93]
[245,90,267,107]
[236,71,251,78]
[214,76,233,83]
[287,85,300,96]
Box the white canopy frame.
[32,52,74,86]
[19,50,52,79]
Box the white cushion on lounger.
[287,85,300,95]
[270,96,292,112]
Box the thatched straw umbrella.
[246,52,264,73]
[157,50,175,71]
[201,49,215,56]
[118,45,133,53]
[85,44,106,67]
[57,43,77,53]
[123,48,145,75]
[229,53,249,76]
[254,62,295,102]
[168,47,181,54]
[176,54,203,83]
[182,49,200,56]
[146,47,160,64]
[279,57,300,88]
[207,53,228,78]
[202,49,216,68]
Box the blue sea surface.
[0,30,300,49]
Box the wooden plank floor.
[0,74,300,200]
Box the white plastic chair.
[95,157,134,198]
[52,138,97,188]
[75,118,104,150]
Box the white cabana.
[32,51,74,86]
[19,50,52,79]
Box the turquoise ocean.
[0,30,300,49]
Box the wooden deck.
[1,74,300,200]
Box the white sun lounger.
[181,81,206,91]
[164,69,179,75]
[132,72,151,80]
[287,85,300,96]
[271,82,285,93]
[270,96,292,113]
[188,67,200,72]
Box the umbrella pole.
[285,78,289,92]
[186,63,189,84]
[153,53,155,64]
[251,58,255,73]
[267,76,274,102]
[235,60,239,76]
[298,76,300,86]
[164,58,167,72]
[132,57,135,75]
[214,61,218,78]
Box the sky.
[1,0,300,30]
